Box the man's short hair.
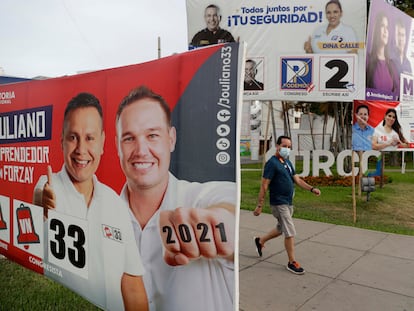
[276,135,291,145]
[116,85,172,126]
[64,92,103,131]
[395,18,406,30]
[356,104,369,115]
[246,59,258,71]
[205,4,221,16]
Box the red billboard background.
[0,42,243,310]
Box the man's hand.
[159,205,235,266]
[355,113,368,126]
[42,165,56,218]
[253,205,262,216]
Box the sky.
[0,0,189,78]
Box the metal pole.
[158,37,161,59]
[352,150,356,223]
[270,101,277,140]
[262,102,272,172]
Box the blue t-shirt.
[352,123,374,151]
[263,155,295,205]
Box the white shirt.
[121,173,235,311]
[373,124,399,151]
[311,22,358,54]
[35,166,144,311]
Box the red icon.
[16,204,40,244]
[104,226,112,238]
[0,203,7,230]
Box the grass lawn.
[0,257,100,310]
[241,163,414,236]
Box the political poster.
[399,73,414,154]
[366,0,414,101]
[352,99,414,152]
[186,0,366,101]
[0,42,244,311]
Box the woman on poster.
[304,0,358,54]
[366,11,399,95]
[372,108,408,151]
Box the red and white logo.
[16,204,40,244]
[102,224,122,243]
[0,204,7,230]
[104,226,112,238]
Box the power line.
[61,0,103,68]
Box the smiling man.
[33,93,148,311]
[115,85,236,311]
[190,4,235,48]
[352,104,374,151]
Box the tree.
[368,0,414,17]
[395,0,414,17]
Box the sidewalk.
[238,209,414,311]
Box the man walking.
[253,135,320,274]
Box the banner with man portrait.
[0,42,244,310]
[186,0,366,101]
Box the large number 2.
[325,59,349,89]
[50,219,86,268]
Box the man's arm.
[253,177,270,216]
[121,273,148,311]
[33,165,56,218]
[293,175,321,196]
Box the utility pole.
[158,37,161,59]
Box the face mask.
[279,147,290,159]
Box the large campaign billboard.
[0,42,244,311]
[186,0,366,102]
[366,0,414,101]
